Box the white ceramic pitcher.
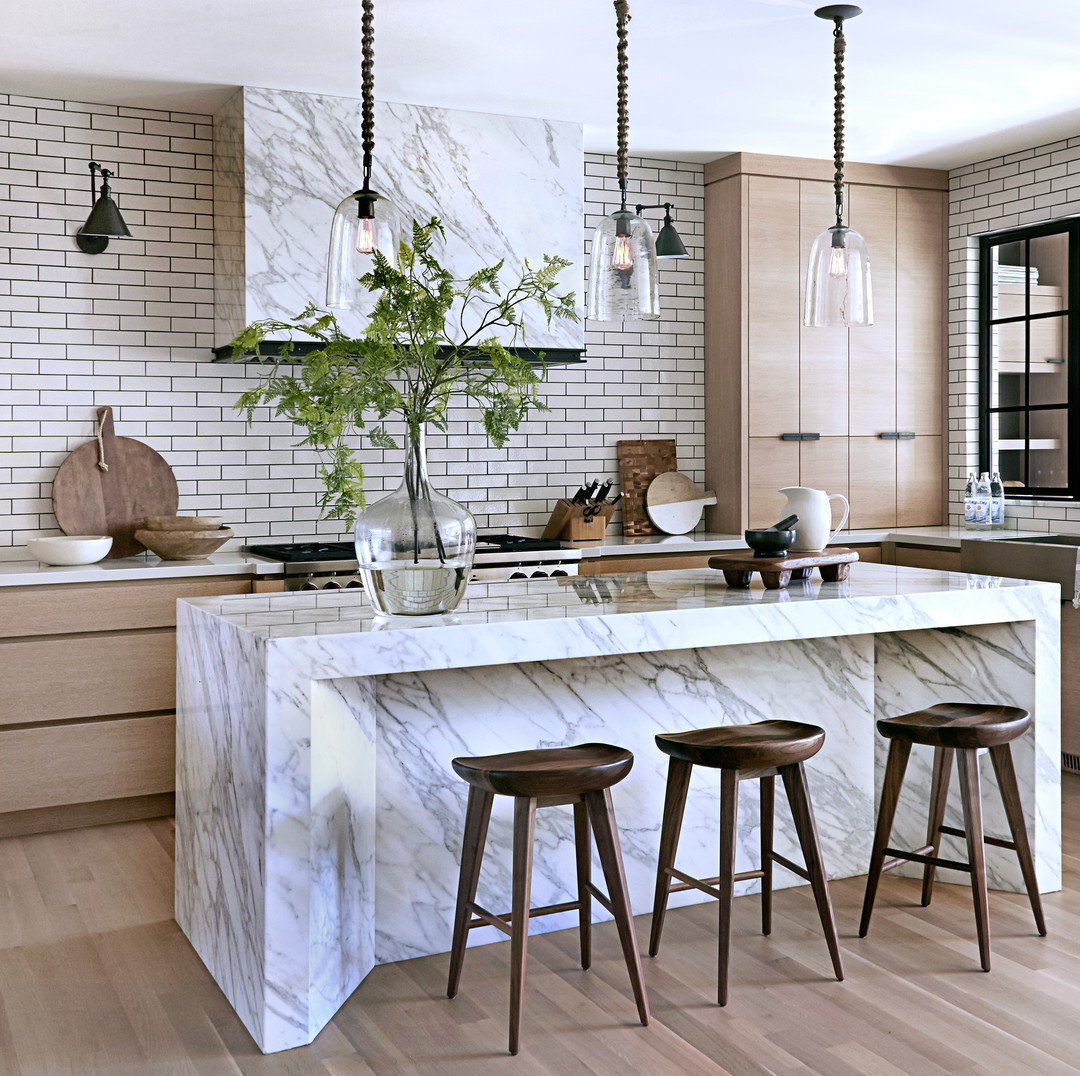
[779,486,850,552]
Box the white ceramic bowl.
[26,535,113,566]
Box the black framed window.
[979,219,1080,499]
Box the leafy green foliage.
[231,218,576,527]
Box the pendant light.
[75,161,133,255]
[804,5,873,328]
[587,0,661,323]
[326,0,401,309]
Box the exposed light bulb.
[356,216,376,255]
[828,243,847,278]
[612,234,634,271]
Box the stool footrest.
[585,881,614,915]
[769,851,810,882]
[938,823,1017,851]
[467,898,583,936]
[664,865,766,902]
[882,847,972,874]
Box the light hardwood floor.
[3,777,1080,1074]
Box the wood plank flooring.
[2,777,1080,1074]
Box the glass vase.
[354,425,476,616]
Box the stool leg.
[649,756,692,957]
[585,787,650,1027]
[859,737,912,938]
[956,749,991,972]
[573,799,592,969]
[717,768,739,1006]
[989,743,1047,936]
[447,786,494,1000]
[780,763,844,982]
[921,747,954,908]
[760,774,775,937]
[509,796,537,1055]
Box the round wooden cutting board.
[52,407,179,559]
[645,471,718,535]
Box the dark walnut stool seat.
[859,702,1046,971]
[650,720,844,1005]
[447,742,649,1055]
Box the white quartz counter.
[570,525,1049,557]
[0,550,284,587]
[176,563,1060,1053]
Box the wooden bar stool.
[649,720,844,1005]
[858,702,1046,971]
[446,742,649,1055]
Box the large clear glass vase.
[354,425,476,616]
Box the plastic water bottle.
[973,472,993,526]
[963,472,977,527]
[990,471,1005,528]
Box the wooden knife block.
[542,499,616,542]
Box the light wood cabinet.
[0,573,284,837]
[704,153,948,532]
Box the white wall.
[949,133,1080,532]
[0,93,703,555]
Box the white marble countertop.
[0,550,284,587]
[569,525,1050,557]
[183,562,1057,658]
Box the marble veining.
[175,564,1060,1053]
[215,86,584,349]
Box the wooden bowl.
[134,526,233,561]
[141,515,225,531]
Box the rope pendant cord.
[361,0,375,183]
[832,17,846,229]
[614,0,630,210]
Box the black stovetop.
[248,534,563,563]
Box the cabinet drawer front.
[0,632,175,725]
[892,545,961,572]
[0,576,252,639]
[0,714,174,813]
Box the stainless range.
[248,534,582,591]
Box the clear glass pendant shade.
[353,425,476,617]
[587,209,660,322]
[326,189,401,309]
[804,224,873,327]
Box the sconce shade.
[325,188,402,309]
[655,218,688,259]
[80,194,132,239]
[587,209,660,322]
[804,224,873,327]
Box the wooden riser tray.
[708,548,860,590]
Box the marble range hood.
[213,86,585,362]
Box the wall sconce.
[635,203,688,259]
[75,161,132,254]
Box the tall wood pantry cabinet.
[703,153,948,532]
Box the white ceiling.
[6,0,1080,169]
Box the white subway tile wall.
[0,95,703,555]
[949,135,1080,532]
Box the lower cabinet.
[0,574,283,837]
[884,542,961,572]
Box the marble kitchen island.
[175,564,1061,1053]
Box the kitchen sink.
[960,534,1079,594]
[999,535,1080,547]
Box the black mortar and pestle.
[743,514,799,558]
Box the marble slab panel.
[216,86,584,349]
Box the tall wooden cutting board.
[52,407,179,559]
[616,439,677,536]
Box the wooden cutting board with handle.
[52,406,179,559]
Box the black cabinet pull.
[780,432,821,441]
[879,431,916,440]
